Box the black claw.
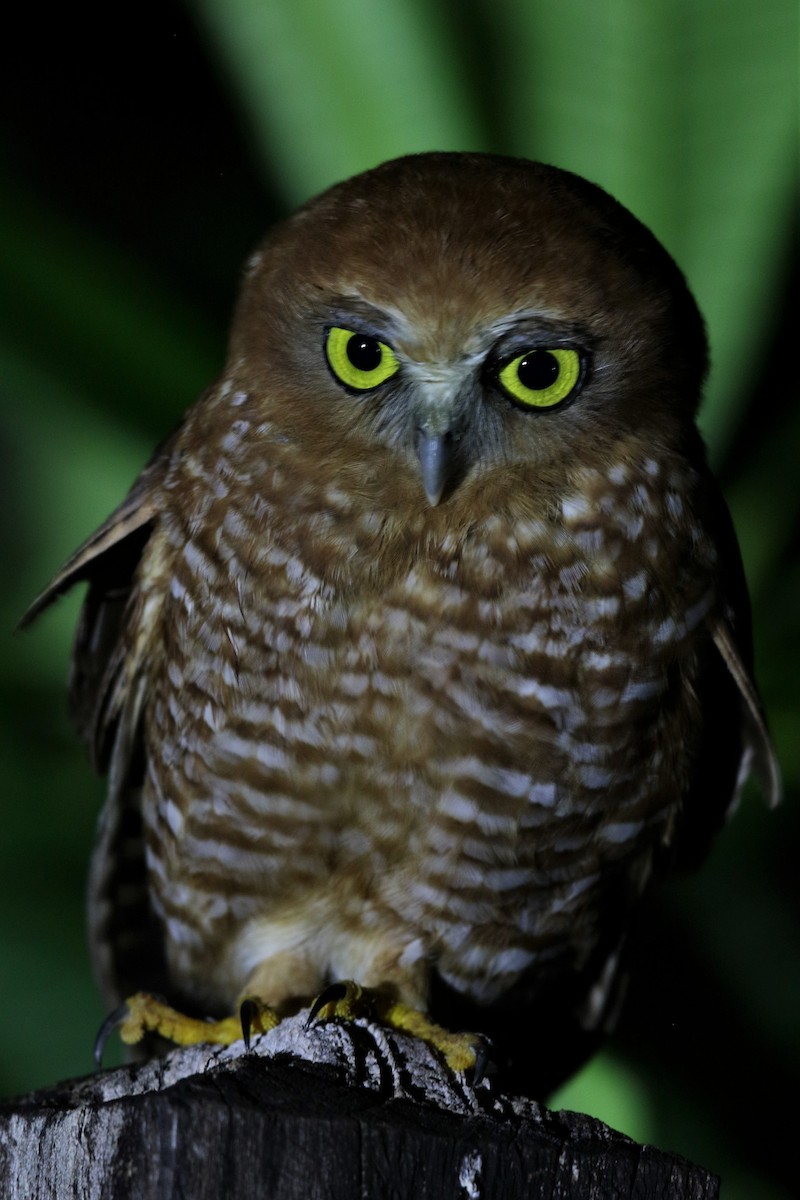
[93,1003,129,1068]
[306,981,348,1028]
[240,998,259,1050]
[468,1037,493,1087]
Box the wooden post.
[0,1013,718,1199]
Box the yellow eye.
[497,348,581,410]
[325,327,400,391]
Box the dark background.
[1,4,797,1198]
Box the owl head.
[209,153,707,513]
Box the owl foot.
[94,991,279,1065]
[306,980,488,1081]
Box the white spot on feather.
[666,490,683,518]
[622,571,648,600]
[602,820,644,843]
[561,494,593,522]
[164,798,185,838]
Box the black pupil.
[347,335,382,372]
[517,350,559,390]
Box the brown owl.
[25,153,779,1096]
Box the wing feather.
[711,616,782,809]
[662,441,780,871]
[24,432,177,1005]
[19,447,164,628]
[21,433,176,766]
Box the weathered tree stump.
[0,1013,718,1198]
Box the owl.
[26,153,779,1095]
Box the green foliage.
[1,2,796,1195]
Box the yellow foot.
[307,980,487,1078]
[94,991,279,1065]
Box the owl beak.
[415,428,456,507]
[413,379,465,505]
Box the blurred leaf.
[726,406,800,603]
[485,0,797,459]
[551,1050,655,1145]
[191,0,488,202]
[0,182,221,427]
[1,351,152,690]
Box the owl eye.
[497,348,582,410]
[325,327,400,391]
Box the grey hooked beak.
[415,428,458,507]
[411,375,467,506]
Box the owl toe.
[305,979,370,1027]
[94,990,280,1063]
[305,980,487,1080]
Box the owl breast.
[140,441,716,1013]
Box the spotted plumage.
[26,153,779,1094]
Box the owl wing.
[22,432,178,1005]
[669,461,781,875]
[572,466,781,1060]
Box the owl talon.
[240,998,258,1048]
[466,1036,493,1087]
[304,981,483,1081]
[93,991,279,1059]
[94,1002,130,1067]
[239,996,276,1048]
[306,979,367,1027]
